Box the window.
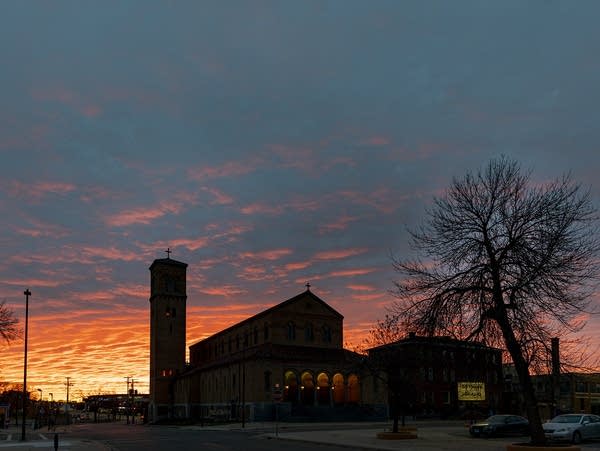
[236,335,240,350]
[254,327,259,344]
[442,368,449,382]
[264,371,272,391]
[305,323,314,342]
[243,331,248,347]
[264,323,269,340]
[322,325,332,343]
[441,391,451,404]
[428,368,434,382]
[287,321,296,340]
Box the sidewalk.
[195,420,521,450]
[0,425,108,451]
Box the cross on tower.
[165,248,172,259]
[305,282,311,291]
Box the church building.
[148,255,380,423]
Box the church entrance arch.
[300,371,314,405]
[284,370,298,403]
[316,372,330,405]
[332,373,345,404]
[348,374,360,403]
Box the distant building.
[368,334,504,418]
[530,372,600,418]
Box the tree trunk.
[496,310,546,445]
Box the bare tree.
[390,157,599,445]
[0,300,20,344]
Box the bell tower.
[148,252,187,422]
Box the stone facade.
[171,289,374,421]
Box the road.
[5,421,600,450]
[66,423,351,451]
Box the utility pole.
[124,377,130,424]
[65,377,73,425]
[21,289,31,441]
[130,379,136,424]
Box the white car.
[543,414,600,444]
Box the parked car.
[469,415,530,438]
[543,414,600,444]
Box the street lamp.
[37,389,42,402]
[21,289,31,442]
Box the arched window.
[332,373,345,404]
[287,321,296,340]
[284,370,298,403]
[348,374,360,403]
[301,371,314,405]
[316,372,330,405]
[305,323,314,342]
[322,325,332,343]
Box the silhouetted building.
[368,334,504,418]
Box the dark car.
[469,415,529,438]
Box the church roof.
[191,288,343,346]
[149,258,188,270]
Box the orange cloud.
[239,249,293,261]
[363,136,390,146]
[314,248,368,260]
[297,268,376,283]
[319,215,360,234]
[198,285,248,297]
[240,203,284,215]
[202,186,234,205]
[82,246,140,261]
[187,160,257,181]
[7,180,76,201]
[347,284,376,291]
[285,261,311,271]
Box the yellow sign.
[457,382,485,401]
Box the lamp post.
[36,389,42,430]
[21,289,31,442]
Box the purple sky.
[1,1,600,399]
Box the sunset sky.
[2,1,600,401]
